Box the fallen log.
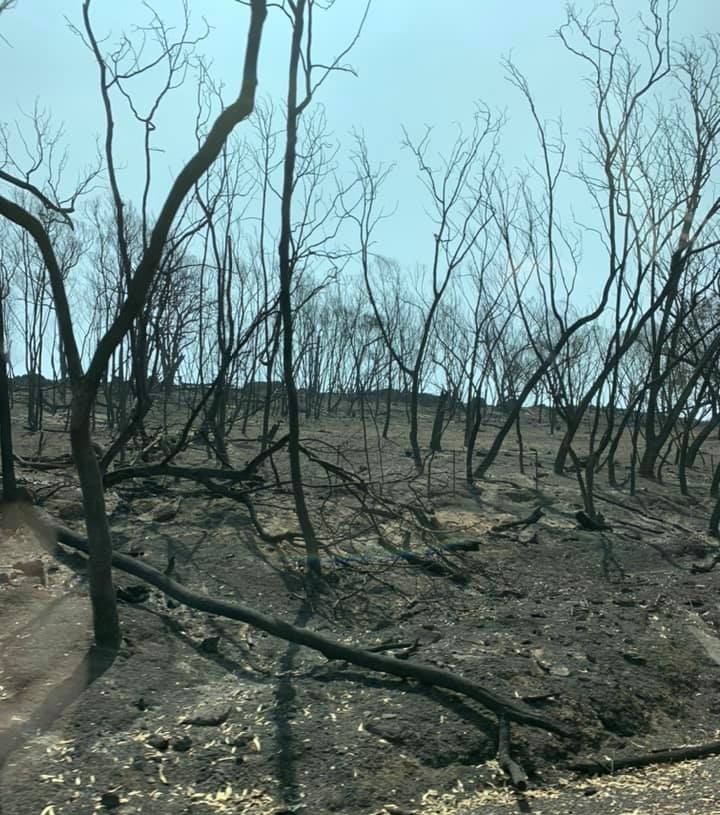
[567,739,720,774]
[50,523,575,738]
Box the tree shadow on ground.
[0,645,115,771]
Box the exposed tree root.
[48,521,575,739]
[567,739,720,774]
[575,510,612,531]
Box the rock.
[12,559,46,586]
[117,584,150,603]
[199,636,220,654]
[532,648,571,677]
[100,791,121,809]
[130,755,146,772]
[622,651,647,666]
[147,734,169,751]
[58,501,85,521]
[172,734,193,752]
[182,702,232,727]
[364,720,406,744]
[152,501,180,522]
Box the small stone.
[117,584,150,603]
[100,791,121,809]
[622,651,647,666]
[199,636,220,654]
[59,501,85,521]
[147,734,169,751]
[130,755,146,772]
[152,501,179,522]
[172,734,193,752]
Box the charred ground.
[1,397,720,815]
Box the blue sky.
[1,1,719,300]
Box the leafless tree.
[353,112,500,471]
[545,10,720,486]
[0,0,267,648]
[274,0,370,580]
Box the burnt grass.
[2,400,720,814]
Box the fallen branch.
[497,715,528,790]
[374,530,468,583]
[594,494,697,536]
[691,552,720,573]
[103,434,289,488]
[492,506,544,532]
[567,739,720,774]
[14,453,73,471]
[200,480,303,546]
[435,537,481,553]
[49,522,574,738]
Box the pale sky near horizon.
[1,1,719,310]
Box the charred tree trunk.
[278,0,321,579]
[70,386,121,649]
[0,293,18,500]
[429,389,449,453]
